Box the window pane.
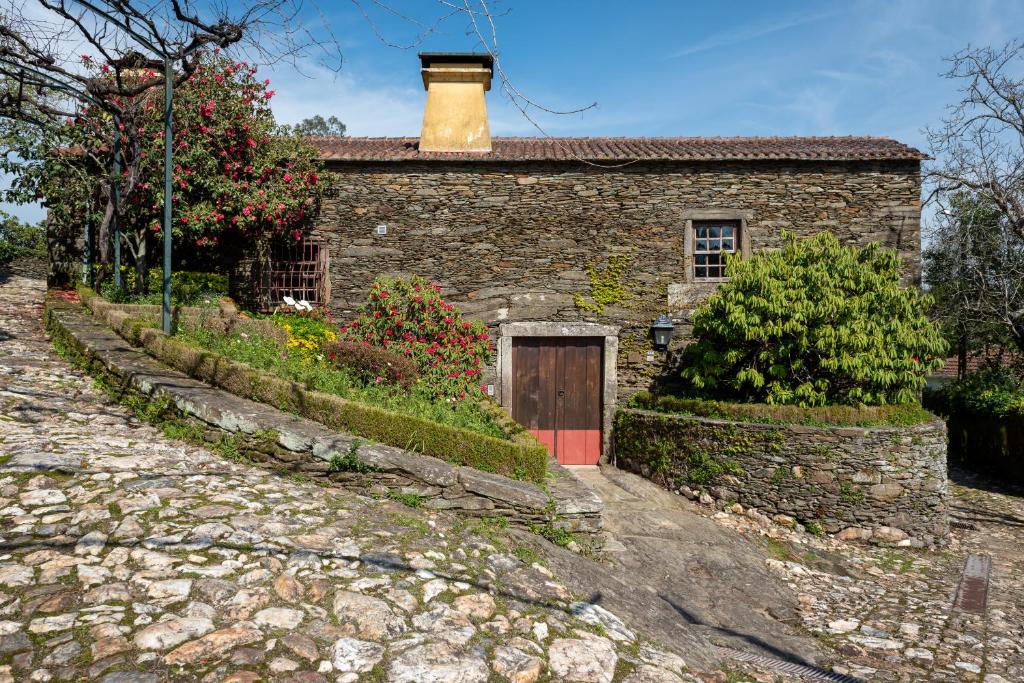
[696,240,707,251]
[721,239,734,251]
[695,266,706,278]
[722,226,734,238]
[709,226,720,238]
[695,254,707,265]
[696,227,707,238]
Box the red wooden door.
[511,337,603,465]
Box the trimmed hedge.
[627,391,934,428]
[82,294,547,483]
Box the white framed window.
[692,220,740,280]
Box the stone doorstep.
[48,305,604,543]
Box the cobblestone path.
[707,468,1024,682]
[0,275,706,683]
[4,272,1022,683]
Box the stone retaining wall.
[614,408,949,547]
[46,303,603,546]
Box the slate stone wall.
[614,408,949,547]
[316,159,922,395]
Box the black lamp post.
[651,314,675,351]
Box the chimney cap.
[418,52,493,70]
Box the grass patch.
[764,537,797,562]
[530,522,576,548]
[386,491,425,508]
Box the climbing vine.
[573,253,632,314]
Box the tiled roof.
[313,136,927,163]
[932,349,1021,378]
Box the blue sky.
[6,0,1023,222]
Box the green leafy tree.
[0,210,45,264]
[681,232,947,407]
[290,115,346,137]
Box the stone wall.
[613,408,949,547]
[46,303,604,546]
[316,159,922,395]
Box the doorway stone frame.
[497,321,619,461]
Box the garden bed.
[614,400,950,547]
[77,286,549,483]
[45,300,601,542]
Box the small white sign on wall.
[375,223,387,236]
[486,384,495,396]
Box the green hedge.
[627,391,934,427]
[81,295,547,483]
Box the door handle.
[558,390,565,397]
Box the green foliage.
[387,491,425,508]
[342,276,493,400]
[328,442,376,473]
[0,211,45,264]
[925,368,1024,419]
[271,307,338,359]
[573,253,631,314]
[681,232,947,406]
[23,53,329,290]
[627,391,935,427]
[99,269,228,306]
[839,482,865,503]
[803,520,825,536]
[288,115,347,138]
[771,467,790,484]
[684,449,744,487]
[530,523,576,548]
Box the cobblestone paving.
[706,476,1024,682]
[5,273,1023,683]
[0,275,708,683]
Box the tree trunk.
[133,230,147,295]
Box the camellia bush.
[27,51,325,291]
[681,232,947,406]
[341,276,493,400]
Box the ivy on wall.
[573,253,632,315]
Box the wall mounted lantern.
[651,314,675,351]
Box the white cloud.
[266,61,423,136]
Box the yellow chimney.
[418,52,493,153]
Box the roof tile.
[312,136,927,163]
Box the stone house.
[288,53,928,466]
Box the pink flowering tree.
[341,276,494,400]
[41,51,326,292]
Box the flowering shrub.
[341,276,493,400]
[272,308,336,360]
[31,51,326,290]
[322,340,420,389]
